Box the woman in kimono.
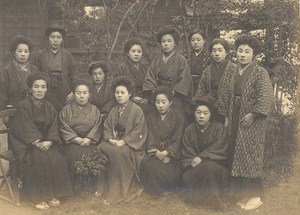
[88,61,115,119]
[10,72,73,210]
[0,35,38,110]
[188,29,211,94]
[181,96,228,210]
[96,76,147,205]
[35,24,78,111]
[194,38,238,124]
[114,38,154,115]
[143,26,192,119]
[140,86,184,195]
[59,78,102,191]
[218,35,274,210]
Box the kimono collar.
[163,50,175,63]
[48,46,61,55]
[13,60,29,73]
[71,101,92,114]
[196,121,211,133]
[159,108,171,121]
[194,49,203,56]
[238,61,255,75]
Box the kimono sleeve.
[44,103,61,144]
[198,123,228,161]
[67,52,79,81]
[165,113,184,159]
[86,107,102,143]
[145,117,159,152]
[181,125,198,169]
[0,69,9,110]
[59,106,78,143]
[143,65,158,92]
[251,67,274,115]
[10,104,43,144]
[173,57,193,98]
[123,106,147,151]
[194,66,211,99]
[103,106,117,141]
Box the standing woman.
[0,35,38,110]
[140,86,184,195]
[35,24,78,111]
[181,96,228,210]
[218,35,274,210]
[114,38,154,115]
[96,76,147,205]
[188,29,211,94]
[59,78,102,191]
[194,38,238,124]
[143,26,192,118]
[10,72,73,210]
[88,61,115,119]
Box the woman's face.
[91,67,105,84]
[190,33,205,52]
[161,34,176,54]
[195,105,211,126]
[14,43,30,65]
[237,44,254,65]
[127,44,143,63]
[31,79,47,101]
[74,85,90,106]
[48,31,63,50]
[155,93,172,115]
[211,43,227,63]
[115,85,131,105]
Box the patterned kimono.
[143,51,192,117]
[97,101,147,205]
[59,102,102,181]
[188,50,211,94]
[0,61,38,110]
[35,47,78,111]
[218,61,274,179]
[140,109,184,194]
[10,96,73,203]
[181,121,228,209]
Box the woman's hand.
[224,117,229,128]
[71,137,84,145]
[34,141,52,152]
[240,113,255,129]
[162,156,170,164]
[108,138,117,145]
[42,141,52,151]
[115,140,126,147]
[191,157,202,167]
[82,138,92,146]
[155,150,168,160]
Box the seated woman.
[96,76,147,205]
[59,77,102,191]
[140,86,184,195]
[181,96,228,210]
[88,61,115,119]
[10,72,73,210]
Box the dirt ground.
[0,151,299,215]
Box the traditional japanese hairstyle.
[45,23,66,38]
[234,34,262,56]
[188,29,207,42]
[208,38,230,53]
[157,26,180,45]
[192,96,218,120]
[71,74,92,93]
[123,38,145,54]
[111,76,135,95]
[153,86,173,102]
[88,61,109,75]
[26,72,49,88]
[10,35,33,55]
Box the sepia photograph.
[0,0,299,214]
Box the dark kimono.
[218,61,274,197]
[188,50,211,94]
[140,109,184,194]
[143,51,193,117]
[0,61,38,110]
[59,102,102,176]
[181,121,228,209]
[9,96,73,203]
[97,101,147,205]
[35,47,78,111]
[114,60,154,115]
[90,81,115,116]
[194,60,238,124]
